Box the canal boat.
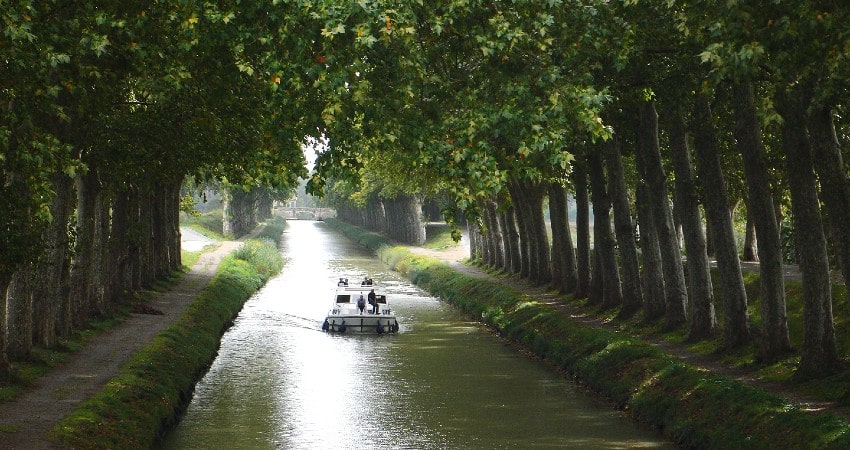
[322,281,400,334]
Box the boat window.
[377,295,387,304]
[336,295,351,303]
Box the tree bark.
[731,82,791,360]
[603,137,642,315]
[776,86,838,376]
[636,182,666,320]
[168,178,183,271]
[6,267,33,359]
[808,106,850,290]
[743,206,759,262]
[666,102,717,340]
[691,92,749,346]
[0,274,10,375]
[509,180,533,280]
[588,147,623,308]
[502,205,522,275]
[479,201,494,266]
[32,175,74,347]
[485,200,504,267]
[572,159,591,299]
[69,169,100,326]
[636,100,688,328]
[548,183,578,294]
[496,209,513,272]
[527,181,552,284]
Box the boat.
[322,281,400,334]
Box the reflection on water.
[160,221,673,449]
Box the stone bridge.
[276,206,336,220]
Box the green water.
[160,220,674,449]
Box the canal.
[161,220,673,449]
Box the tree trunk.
[168,178,183,271]
[509,180,532,280]
[469,223,483,261]
[109,187,131,302]
[384,195,425,245]
[32,175,74,347]
[667,102,717,340]
[487,200,505,269]
[0,274,10,375]
[636,182,666,320]
[526,181,552,284]
[776,86,838,376]
[126,188,142,294]
[808,106,850,290]
[548,185,564,291]
[603,137,643,315]
[141,189,157,288]
[548,183,578,294]
[731,82,791,360]
[743,206,759,262]
[479,201,493,266]
[496,210,514,272]
[6,267,33,359]
[691,92,749,346]
[588,147,623,308]
[636,100,688,328]
[573,159,591,299]
[503,205,522,275]
[69,169,100,326]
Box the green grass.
[181,246,215,269]
[422,223,461,250]
[180,208,226,240]
[326,218,850,449]
[49,235,285,449]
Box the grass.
[180,208,226,240]
[325,218,850,449]
[422,223,462,250]
[48,234,285,449]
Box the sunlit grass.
[422,223,461,250]
[180,208,226,240]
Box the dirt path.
[0,234,246,450]
[410,244,850,423]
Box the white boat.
[322,282,400,334]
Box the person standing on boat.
[337,278,346,286]
[368,289,378,314]
[357,294,366,314]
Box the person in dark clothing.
[357,294,366,314]
[368,289,378,314]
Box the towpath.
[0,228,254,450]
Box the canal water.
[161,220,673,449]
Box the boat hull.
[323,312,399,334]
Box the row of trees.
[307,1,850,378]
[1,2,315,375]
[3,0,849,382]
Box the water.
[161,221,673,449]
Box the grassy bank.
[325,218,850,449]
[49,227,285,448]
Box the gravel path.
[0,231,246,450]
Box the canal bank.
[326,218,850,449]
[34,221,286,449]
